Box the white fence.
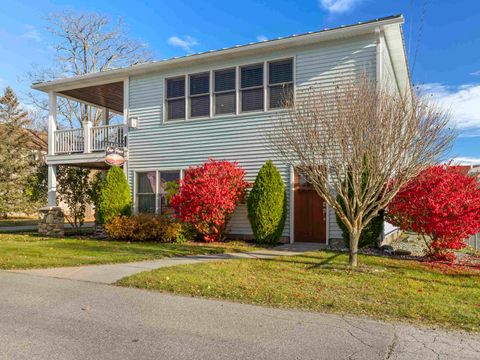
[54,124,126,154]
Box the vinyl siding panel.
[127,33,377,241]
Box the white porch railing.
[91,124,126,152]
[54,128,84,153]
[54,124,126,154]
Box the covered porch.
[36,78,131,207]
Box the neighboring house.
[31,14,410,244]
[24,128,48,163]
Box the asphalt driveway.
[1,272,479,360]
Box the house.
[31,14,410,244]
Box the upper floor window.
[241,64,264,112]
[166,77,186,120]
[214,68,236,115]
[189,73,210,118]
[164,58,293,121]
[268,59,293,109]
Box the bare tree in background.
[27,11,152,129]
[266,75,454,266]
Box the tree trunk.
[349,230,360,267]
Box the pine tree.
[0,86,34,217]
[97,166,131,224]
[247,161,287,244]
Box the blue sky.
[0,0,479,163]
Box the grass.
[118,250,480,332]
[0,217,39,227]
[0,233,265,270]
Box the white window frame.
[165,76,187,121]
[134,169,183,214]
[213,67,237,116]
[267,58,294,110]
[239,62,265,114]
[135,171,158,214]
[162,56,295,123]
[188,72,211,119]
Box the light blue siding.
[127,33,377,241]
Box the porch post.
[47,165,57,206]
[48,91,57,156]
[84,120,92,153]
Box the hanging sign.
[105,147,125,166]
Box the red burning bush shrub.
[387,165,480,261]
[171,159,248,242]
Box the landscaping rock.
[394,249,412,256]
[379,244,395,256]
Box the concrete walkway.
[8,243,325,284]
[1,271,479,360]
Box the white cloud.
[167,35,198,52]
[319,0,364,14]
[450,156,480,165]
[256,35,268,42]
[22,24,41,42]
[419,83,480,130]
[470,70,480,76]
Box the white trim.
[289,165,295,244]
[47,91,57,156]
[133,168,183,215]
[325,203,330,245]
[47,164,57,207]
[263,61,268,112]
[163,57,294,123]
[375,27,383,90]
[123,78,129,122]
[32,16,404,93]
[209,70,214,118]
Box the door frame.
[289,165,329,244]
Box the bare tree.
[27,11,152,129]
[266,75,455,266]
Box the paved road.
[1,272,479,360]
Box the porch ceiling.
[58,81,124,113]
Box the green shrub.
[97,166,131,224]
[247,161,286,244]
[335,159,384,248]
[336,207,384,248]
[105,214,184,242]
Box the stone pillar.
[38,206,64,237]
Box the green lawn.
[118,251,480,332]
[0,233,264,269]
[0,218,39,227]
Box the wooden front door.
[294,170,327,243]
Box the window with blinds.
[214,68,236,115]
[166,77,186,120]
[164,58,294,121]
[189,72,210,118]
[240,64,264,112]
[268,59,293,109]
